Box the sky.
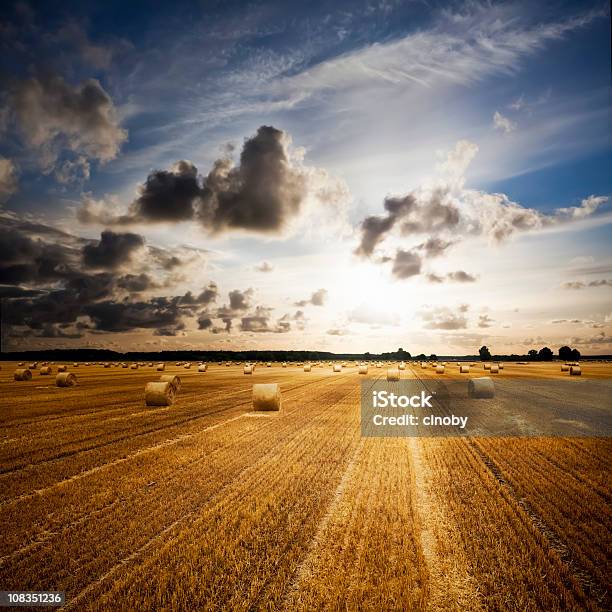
[0,0,610,355]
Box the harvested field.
[0,360,610,610]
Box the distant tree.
[429,353,437,361]
[416,353,426,359]
[558,346,572,360]
[528,349,538,360]
[538,347,554,361]
[479,345,491,361]
[570,348,581,360]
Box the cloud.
[82,230,145,270]
[427,270,478,283]
[570,331,612,345]
[561,279,612,289]
[355,141,608,270]
[326,328,349,336]
[294,288,328,307]
[240,306,290,333]
[255,261,274,272]
[8,74,127,169]
[420,306,468,330]
[229,288,254,310]
[391,249,422,279]
[493,111,516,133]
[478,314,494,328]
[54,155,91,185]
[79,126,348,235]
[0,157,18,201]
[126,160,201,223]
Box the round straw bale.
[333,364,342,372]
[421,362,427,368]
[28,362,38,369]
[18,362,25,366]
[398,362,406,370]
[184,363,192,369]
[156,363,165,371]
[159,374,181,391]
[252,383,281,411]
[266,362,272,367]
[387,368,400,381]
[56,372,77,387]
[303,364,311,372]
[72,363,79,367]
[57,365,67,372]
[198,364,207,372]
[570,366,581,376]
[483,363,491,370]
[358,365,368,375]
[14,368,32,381]
[145,381,176,407]
[468,377,495,398]
[130,364,138,370]
[460,365,470,373]
[40,366,52,375]
[282,362,287,368]
[104,363,111,368]
[244,365,253,374]
[490,365,499,374]
[436,365,445,374]
[560,364,569,372]
[497,363,504,370]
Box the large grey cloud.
[0,157,18,201]
[7,75,127,169]
[82,230,145,270]
[77,125,348,235]
[294,288,328,307]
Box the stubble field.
[0,360,610,611]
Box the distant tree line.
[479,345,581,362]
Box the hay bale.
[130,364,138,370]
[28,362,38,369]
[184,363,192,369]
[421,362,427,368]
[14,368,32,381]
[333,364,342,372]
[104,363,111,368]
[145,381,176,407]
[266,362,272,367]
[570,366,582,376]
[483,363,491,370]
[436,365,445,374]
[40,366,52,375]
[155,363,165,372]
[159,374,181,391]
[359,365,368,375]
[490,365,499,374]
[387,368,400,381]
[122,363,128,368]
[73,363,79,368]
[498,363,504,370]
[560,364,570,372]
[244,365,253,375]
[468,377,494,399]
[303,364,312,372]
[252,383,281,411]
[18,361,25,367]
[57,365,67,372]
[460,365,470,373]
[398,362,406,370]
[56,372,77,387]
[198,364,207,372]
[282,362,287,368]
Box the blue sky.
[0,0,610,353]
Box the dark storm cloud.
[128,160,200,222]
[197,314,213,330]
[418,237,454,258]
[77,126,315,235]
[82,230,145,270]
[294,288,328,307]
[198,126,306,234]
[116,273,157,293]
